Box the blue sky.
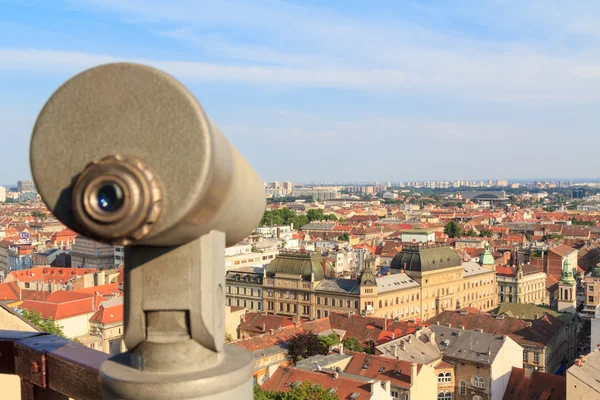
[1,0,600,183]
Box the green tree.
[253,382,339,400]
[306,209,325,222]
[20,309,65,337]
[319,333,340,349]
[342,337,363,352]
[479,230,493,238]
[465,229,478,237]
[337,233,350,242]
[286,332,328,363]
[444,221,463,238]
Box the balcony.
[0,330,107,400]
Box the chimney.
[269,329,274,334]
[262,323,266,332]
[459,325,465,330]
[410,363,418,383]
[400,341,406,351]
[393,344,399,358]
[430,331,436,344]
[339,343,344,354]
[534,314,539,320]
[407,336,413,344]
[524,367,534,379]
[384,318,388,331]
[446,323,452,328]
[574,359,583,367]
[475,328,483,333]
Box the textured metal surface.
[31,63,265,247]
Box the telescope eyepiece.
[71,155,162,245]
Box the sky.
[1,0,600,183]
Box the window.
[391,390,399,399]
[303,306,310,315]
[317,297,321,305]
[438,392,451,400]
[534,352,539,364]
[285,291,290,299]
[472,376,484,388]
[589,285,595,292]
[589,296,594,303]
[379,300,383,308]
[438,372,451,383]
[459,381,466,395]
[523,350,528,361]
[332,298,336,307]
[325,298,329,306]
[257,302,261,310]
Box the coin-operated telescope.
[30,63,266,399]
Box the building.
[0,186,5,202]
[547,245,578,279]
[479,242,496,269]
[430,324,522,400]
[566,348,600,399]
[88,297,125,355]
[582,265,600,318]
[263,365,392,399]
[234,245,498,323]
[31,247,63,267]
[226,267,264,312]
[572,188,586,199]
[114,246,124,267]
[427,309,571,375]
[7,244,33,271]
[17,180,35,192]
[401,229,436,243]
[455,238,486,251]
[502,367,565,400]
[496,263,548,305]
[18,191,39,202]
[71,236,115,270]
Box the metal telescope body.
[29,63,266,399]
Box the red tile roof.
[344,352,417,389]
[502,367,565,400]
[89,301,123,325]
[20,297,96,320]
[329,313,420,346]
[548,244,577,257]
[72,283,121,297]
[0,281,20,301]
[239,312,298,335]
[263,367,375,399]
[10,267,97,284]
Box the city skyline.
[3,1,600,182]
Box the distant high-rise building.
[17,180,35,192]
[496,180,508,187]
[572,189,586,199]
[0,186,5,202]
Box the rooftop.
[429,324,507,365]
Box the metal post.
[100,232,254,399]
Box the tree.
[319,333,339,349]
[20,309,65,337]
[465,229,478,237]
[444,221,463,238]
[306,209,325,222]
[286,332,328,363]
[337,233,350,242]
[479,230,493,238]
[253,382,339,400]
[342,337,363,352]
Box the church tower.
[557,259,576,314]
[358,256,378,316]
[480,241,495,269]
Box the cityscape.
[3,1,600,399]
[1,178,600,399]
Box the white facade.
[0,186,5,202]
[490,336,523,400]
[401,230,436,243]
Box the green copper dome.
[266,251,332,281]
[391,244,462,272]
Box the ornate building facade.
[226,245,498,322]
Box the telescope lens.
[96,183,124,212]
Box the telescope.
[30,63,266,399]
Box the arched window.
[437,391,452,400]
[472,376,485,388]
[459,381,466,395]
[438,372,451,383]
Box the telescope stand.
[100,231,253,399]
